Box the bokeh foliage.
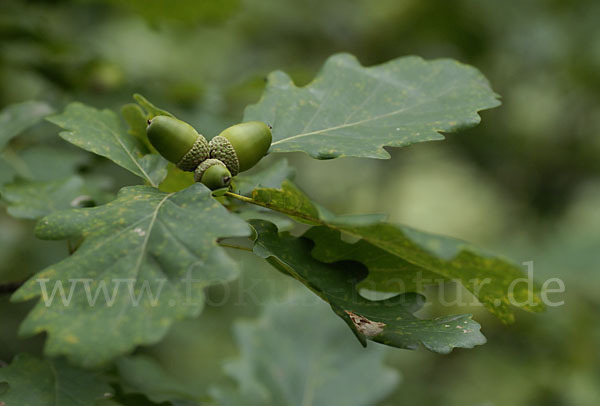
[1,0,599,405]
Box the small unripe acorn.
[194,159,232,190]
[209,121,272,176]
[146,116,209,172]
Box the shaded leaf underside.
[234,181,543,323]
[251,220,487,354]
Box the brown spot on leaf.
[345,310,386,337]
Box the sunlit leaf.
[245,53,500,159]
[47,103,168,187]
[121,103,155,152]
[159,163,195,193]
[232,158,296,196]
[132,94,174,119]
[12,184,251,367]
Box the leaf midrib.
[35,194,173,309]
[271,82,464,146]
[93,118,157,187]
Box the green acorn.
[209,121,272,176]
[194,159,232,190]
[146,116,209,172]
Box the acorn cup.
[193,159,232,190]
[146,116,209,172]
[146,117,272,191]
[209,121,272,176]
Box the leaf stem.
[217,242,254,252]
[224,191,324,225]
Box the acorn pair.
[146,116,272,190]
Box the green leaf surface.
[132,94,174,119]
[210,289,400,405]
[158,163,196,193]
[251,220,486,354]
[306,226,439,293]
[0,353,113,405]
[307,224,521,294]
[244,53,500,159]
[1,175,110,220]
[0,144,90,188]
[233,181,544,322]
[46,102,168,187]
[248,181,324,226]
[0,157,16,186]
[12,184,251,367]
[306,226,543,324]
[13,145,91,182]
[126,94,188,193]
[232,158,296,196]
[116,355,200,404]
[121,103,155,152]
[235,208,294,232]
[0,101,54,150]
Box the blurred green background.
[1,0,599,404]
